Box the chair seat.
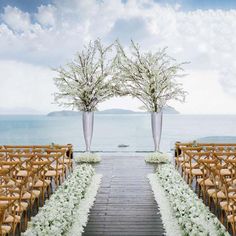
[185,168,203,175]
[191,169,203,175]
[220,169,231,176]
[22,192,31,200]
[227,214,236,222]
[32,190,41,198]
[59,159,72,164]
[15,201,28,212]
[4,179,16,186]
[16,170,28,177]
[0,201,9,206]
[22,190,40,200]
[207,188,217,196]
[1,225,11,234]
[34,179,51,187]
[220,201,236,211]
[45,170,63,177]
[5,214,21,223]
[50,164,64,170]
[225,179,236,186]
[218,191,226,199]
[184,163,198,168]
[2,165,10,169]
[197,178,214,186]
[207,189,226,199]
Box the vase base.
[75,152,101,164]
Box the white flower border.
[145,152,169,164]
[148,174,181,236]
[24,164,101,236]
[148,164,229,236]
[66,174,102,236]
[75,152,101,164]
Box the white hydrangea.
[150,164,229,236]
[75,152,101,163]
[24,164,97,236]
[145,152,169,163]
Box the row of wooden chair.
[175,142,236,235]
[0,144,73,236]
[175,142,236,169]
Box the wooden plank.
[82,155,165,236]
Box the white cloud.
[0,0,235,113]
[1,6,31,32]
[169,70,236,114]
[0,60,58,113]
[35,4,57,27]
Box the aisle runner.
[83,155,165,236]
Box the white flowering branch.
[54,39,120,112]
[114,40,188,112]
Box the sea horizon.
[1,114,236,153]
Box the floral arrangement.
[114,40,187,112]
[145,152,169,164]
[148,174,181,236]
[148,164,229,236]
[66,173,102,235]
[75,152,101,164]
[25,164,101,236]
[53,39,121,112]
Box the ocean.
[0,114,236,153]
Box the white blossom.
[54,39,119,112]
[145,152,169,163]
[24,165,101,236]
[75,152,101,163]
[114,40,188,112]
[149,164,229,236]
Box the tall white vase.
[82,112,94,152]
[151,111,163,152]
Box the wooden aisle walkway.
[83,155,165,236]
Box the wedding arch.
[53,39,187,158]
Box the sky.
[0,0,236,114]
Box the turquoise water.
[0,114,236,152]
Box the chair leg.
[24,211,28,231]
[47,185,51,198]
[231,222,236,236]
[220,210,225,224]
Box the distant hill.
[197,136,236,143]
[100,109,137,114]
[47,110,82,116]
[163,106,180,114]
[47,106,179,116]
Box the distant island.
[197,136,236,143]
[47,106,179,116]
